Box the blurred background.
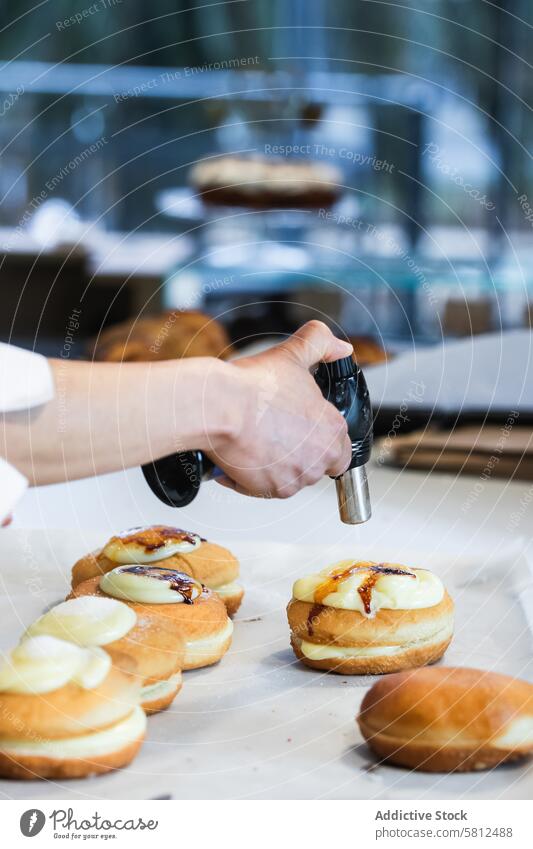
[1,1,532,438]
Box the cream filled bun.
[287,560,454,675]
[71,526,244,616]
[71,565,233,672]
[358,667,533,772]
[0,635,145,780]
[26,595,184,715]
[178,542,244,616]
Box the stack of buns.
[0,525,240,780]
[0,635,145,779]
[71,525,244,617]
[71,566,233,672]
[27,594,185,714]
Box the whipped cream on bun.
[292,560,444,617]
[100,565,203,605]
[25,596,137,647]
[0,636,111,694]
[102,525,201,564]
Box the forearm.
[1,356,237,485]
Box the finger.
[299,465,326,489]
[281,320,352,369]
[325,432,353,477]
[215,474,237,491]
[215,476,270,499]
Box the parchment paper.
[0,530,532,801]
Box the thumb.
[282,320,353,369]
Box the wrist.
[195,358,246,451]
[157,357,244,455]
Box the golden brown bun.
[290,633,452,675]
[142,673,182,715]
[287,593,454,648]
[181,540,243,615]
[286,593,454,674]
[71,576,230,671]
[184,621,232,671]
[143,690,178,715]
[71,576,227,640]
[67,581,184,687]
[90,310,233,363]
[178,542,239,588]
[71,540,243,615]
[287,593,454,675]
[0,734,144,780]
[0,655,139,741]
[219,585,245,617]
[107,636,182,689]
[358,667,533,772]
[71,549,103,587]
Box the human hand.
[206,321,353,498]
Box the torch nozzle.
[335,465,372,524]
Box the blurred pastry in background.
[90,310,233,362]
[358,666,533,772]
[190,155,342,208]
[26,595,185,715]
[72,526,244,616]
[349,336,388,367]
[0,635,145,779]
[71,565,233,671]
[287,560,453,674]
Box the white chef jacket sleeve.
[0,343,55,520]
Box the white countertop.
[11,461,533,565]
[4,464,533,801]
